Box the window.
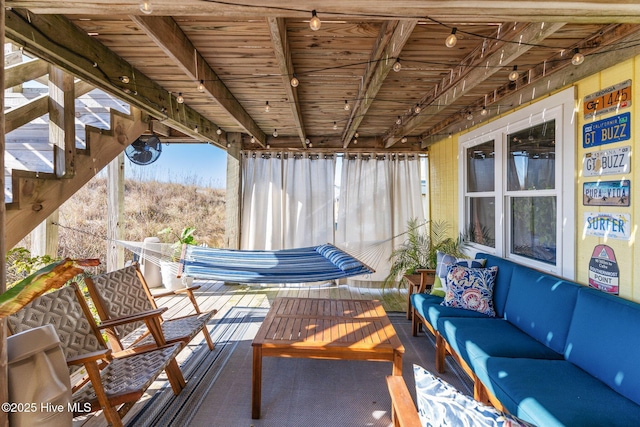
[459,88,575,278]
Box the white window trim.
[458,87,576,279]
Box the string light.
[290,74,299,87]
[414,104,422,114]
[197,80,205,92]
[216,127,222,135]
[466,112,474,120]
[354,131,359,138]
[353,138,358,144]
[396,116,402,125]
[571,48,585,65]
[226,142,231,148]
[176,92,184,103]
[265,101,270,112]
[393,58,401,72]
[333,121,338,130]
[119,75,130,84]
[508,65,519,82]
[445,28,458,48]
[139,0,152,14]
[344,100,350,111]
[266,144,271,149]
[273,129,278,137]
[481,106,488,116]
[401,136,408,143]
[250,136,255,143]
[309,10,321,31]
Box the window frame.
[458,87,576,279]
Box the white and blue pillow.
[433,251,486,294]
[413,364,533,427]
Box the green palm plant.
[384,218,467,288]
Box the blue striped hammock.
[181,244,374,284]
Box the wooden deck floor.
[76,279,409,427]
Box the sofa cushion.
[435,251,486,292]
[413,364,533,427]
[411,293,488,333]
[483,357,640,427]
[438,317,564,367]
[475,253,516,317]
[565,287,640,405]
[442,265,498,316]
[503,265,581,353]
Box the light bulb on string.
[396,116,402,125]
[333,121,338,130]
[414,104,422,114]
[176,92,184,103]
[265,101,270,113]
[273,129,278,138]
[197,80,205,92]
[309,10,321,31]
[481,106,488,116]
[216,127,222,135]
[250,136,255,144]
[466,112,474,121]
[344,100,350,111]
[290,74,299,87]
[445,28,458,48]
[119,75,130,84]
[139,0,153,14]
[508,65,519,82]
[401,136,408,143]
[571,48,585,66]
[354,132,359,138]
[393,58,401,72]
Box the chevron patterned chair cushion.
[87,264,215,350]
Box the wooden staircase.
[4,58,149,249]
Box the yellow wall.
[428,55,640,301]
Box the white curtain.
[241,152,335,250]
[336,154,424,282]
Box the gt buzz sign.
[583,112,630,148]
[583,146,631,177]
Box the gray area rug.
[129,307,472,427]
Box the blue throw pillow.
[442,265,498,316]
[435,250,486,293]
[413,364,533,427]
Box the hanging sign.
[583,212,631,240]
[583,180,630,207]
[583,79,632,119]
[583,145,631,177]
[582,112,630,148]
[588,244,619,295]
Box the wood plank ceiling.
[6,1,640,152]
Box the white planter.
[160,261,191,291]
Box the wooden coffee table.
[251,297,405,419]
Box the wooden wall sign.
[583,80,631,119]
[582,112,630,148]
[583,145,631,177]
[588,244,619,295]
[583,212,631,240]
[583,180,630,206]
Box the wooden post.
[1,2,10,425]
[225,133,242,249]
[30,210,60,257]
[48,65,76,178]
[106,153,125,271]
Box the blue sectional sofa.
[410,253,640,427]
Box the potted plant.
[384,218,467,290]
[157,226,198,290]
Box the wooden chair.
[6,282,185,427]
[85,263,216,352]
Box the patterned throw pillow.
[434,251,487,293]
[413,364,533,427]
[441,265,498,316]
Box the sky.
[125,143,228,188]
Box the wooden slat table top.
[252,297,405,353]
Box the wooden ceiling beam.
[131,15,266,147]
[385,21,566,147]
[5,10,225,148]
[267,17,306,148]
[7,1,640,24]
[342,19,417,149]
[422,24,640,145]
[5,58,48,89]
